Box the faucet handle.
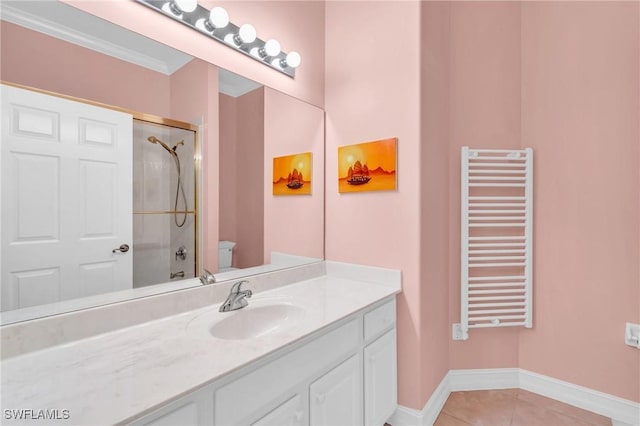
[199,269,216,285]
[230,280,250,294]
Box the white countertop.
[1,274,400,425]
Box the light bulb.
[208,7,229,29]
[264,39,281,57]
[238,24,257,44]
[173,0,197,13]
[283,51,301,68]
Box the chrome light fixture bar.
[135,0,301,78]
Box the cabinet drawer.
[364,299,395,342]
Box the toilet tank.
[218,241,236,269]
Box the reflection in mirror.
[219,72,265,272]
[133,122,197,286]
[0,0,324,325]
[216,70,325,281]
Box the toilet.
[218,241,237,272]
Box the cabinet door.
[131,387,214,426]
[310,355,362,426]
[364,329,397,426]
[252,395,305,426]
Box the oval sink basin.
[209,303,305,340]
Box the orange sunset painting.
[338,138,397,193]
[273,152,312,195]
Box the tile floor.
[431,389,612,426]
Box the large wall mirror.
[0,0,324,325]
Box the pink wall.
[443,1,639,403]
[519,2,640,402]
[221,87,323,266]
[327,0,639,409]
[236,89,265,268]
[263,87,324,261]
[419,1,452,400]
[219,94,238,246]
[169,59,220,273]
[447,2,522,370]
[325,1,426,410]
[219,90,266,269]
[219,88,265,268]
[62,0,325,108]
[0,21,171,117]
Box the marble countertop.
[1,273,400,425]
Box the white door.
[310,355,363,426]
[1,84,133,311]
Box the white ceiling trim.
[218,69,263,98]
[0,2,180,75]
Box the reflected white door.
[1,84,133,311]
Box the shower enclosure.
[133,120,197,287]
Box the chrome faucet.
[199,269,216,285]
[219,280,252,312]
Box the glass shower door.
[132,120,197,287]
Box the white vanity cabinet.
[363,301,398,426]
[364,329,398,426]
[309,354,363,426]
[129,297,397,426]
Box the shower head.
[172,140,185,152]
[147,135,172,154]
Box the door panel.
[12,105,59,140]
[364,329,397,426]
[6,268,60,309]
[12,152,60,242]
[79,159,117,237]
[309,355,363,426]
[1,84,133,311]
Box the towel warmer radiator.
[457,147,533,340]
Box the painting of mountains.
[338,138,397,193]
[273,152,312,195]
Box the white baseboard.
[519,370,640,426]
[387,405,426,426]
[449,368,519,391]
[387,372,451,426]
[389,368,640,426]
[613,420,636,426]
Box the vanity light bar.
[135,0,300,78]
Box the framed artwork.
[338,137,397,193]
[273,152,312,195]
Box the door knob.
[112,244,130,253]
